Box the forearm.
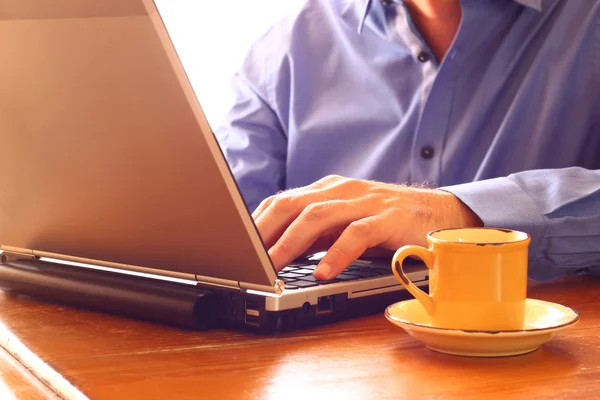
[441,167,600,280]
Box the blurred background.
[155,0,304,127]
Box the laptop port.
[302,302,311,314]
[245,300,260,327]
[316,296,333,315]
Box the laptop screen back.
[0,0,276,287]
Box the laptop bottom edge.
[214,282,429,334]
[0,258,429,334]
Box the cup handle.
[392,245,434,316]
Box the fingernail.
[314,263,331,280]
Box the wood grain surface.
[0,276,599,400]
[0,346,58,399]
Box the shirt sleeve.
[440,167,600,280]
[215,71,287,213]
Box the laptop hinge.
[1,246,198,282]
[2,246,285,295]
[240,280,285,296]
[0,246,37,263]
[193,274,241,291]
[194,275,285,295]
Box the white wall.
[155,1,304,127]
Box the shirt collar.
[356,0,372,34]
[357,0,543,34]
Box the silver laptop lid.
[0,0,278,290]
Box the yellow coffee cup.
[392,228,530,331]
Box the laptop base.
[0,258,424,334]
[214,286,420,333]
[0,259,218,329]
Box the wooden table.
[0,346,59,400]
[0,276,599,400]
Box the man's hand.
[252,175,482,280]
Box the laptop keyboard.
[277,261,393,290]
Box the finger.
[362,246,395,258]
[255,187,342,248]
[300,233,344,258]
[251,175,353,221]
[268,200,370,270]
[252,195,275,221]
[314,215,392,280]
[252,187,305,221]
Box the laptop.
[0,0,428,332]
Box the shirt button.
[381,0,393,5]
[417,52,430,63]
[420,146,435,159]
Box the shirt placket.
[393,5,441,185]
[389,2,480,187]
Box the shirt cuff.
[439,177,547,265]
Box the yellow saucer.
[385,298,579,357]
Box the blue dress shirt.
[215,0,600,280]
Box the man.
[216,0,600,281]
